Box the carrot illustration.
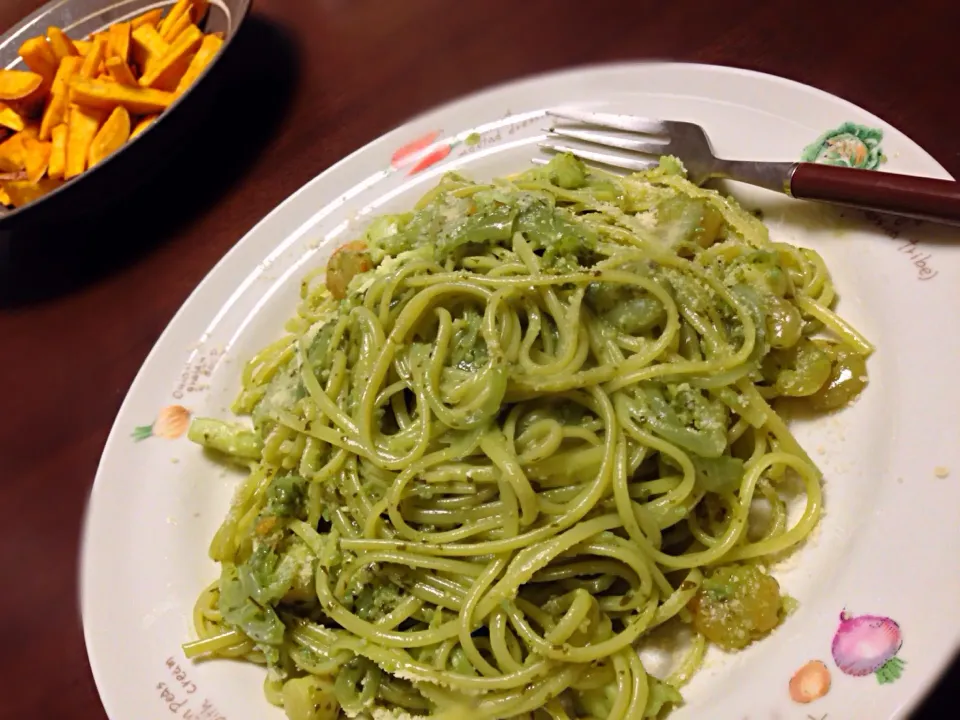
[408,144,451,175]
[390,130,440,167]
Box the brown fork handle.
[788,162,960,225]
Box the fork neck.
[711,160,798,193]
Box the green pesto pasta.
[183,154,871,720]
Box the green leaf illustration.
[875,656,905,684]
[132,424,154,441]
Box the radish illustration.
[831,610,905,684]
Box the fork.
[539,109,960,226]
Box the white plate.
[81,63,960,720]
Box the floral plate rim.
[81,62,960,720]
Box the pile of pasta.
[183,155,872,720]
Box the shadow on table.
[913,650,960,718]
[0,14,299,309]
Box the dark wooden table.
[1,1,957,718]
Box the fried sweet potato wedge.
[140,24,204,91]
[0,132,27,172]
[70,77,175,115]
[23,135,52,183]
[39,56,82,140]
[47,27,79,62]
[0,103,26,133]
[131,24,169,74]
[162,8,194,44]
[104,57,138,87]
[65,104,105,179]
[79,35,107,79]
[108,23,132,63]
[175,34,222,94]
[2,177,61,207]
[0,71,44,101]
[18,37,58,86]
[47,122,67,179]
[88,106,130,167]
[131,9,164,30]
[158,0,192,39]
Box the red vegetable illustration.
[390,130,440,167]
[408,144,452,175]
[832,610,905,684]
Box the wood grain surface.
[1,1,957,718]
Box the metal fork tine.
[548,126,670,156]
[547,109,671,135]
[539,141,659,173]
